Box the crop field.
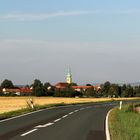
[0,97,139,114]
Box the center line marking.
[36,123,54,128]
[74,110,79,112]
[80,108,85,110]
[54,118,61,122]
[69,112,74,115]
[62,115,68,118]
[86,107,91,109]
[21,129,38,137]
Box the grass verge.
[0,100,114,120]
[0,103,66,120]
[109,104,140,140]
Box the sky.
[0,0,140,85]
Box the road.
[0,102,117,140]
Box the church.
[55,69,73,89]
[55,69,101,92]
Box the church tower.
[66,68,72,84]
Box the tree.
[68,83,77,87]
[1,79,14,88]
[86,84,92,86]
[85,87,96,97]
[122,85,134,97]
[54,88,66,97]
[101,81,111,96]
[134,86,140,97]
[73,91,83,97]
[54,87,76,97]
[122,84,127,91]
[108,84,119,97]
[32,79,45,96]
[43,82,54,96]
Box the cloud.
[0,11,95,21]
[0,9,140,21]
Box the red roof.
[20,87,32,93]
[72,86,93,89]
[72,85,101,91]
[55,83,69,89]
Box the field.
[0,97,139,114]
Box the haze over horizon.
[0,0,140,85]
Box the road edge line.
[106,109,112,140]
[0,104,74,123]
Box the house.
[2,88,20,95]
[72,86,93,92]
[19,87,32,95]
[72,85,101,92]
[2,87,32,96]
[55,82,69,89]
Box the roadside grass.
[0,97,139,121]
[0,99,116,120]
[0,100,115,120]
[0,103,66,120]
[0,108,33,120]
[0,97,139,114]
[109,104,140,140]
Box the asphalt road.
[0,102,118,140]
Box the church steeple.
[66,68,72,84]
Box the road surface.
[0,102,117,140]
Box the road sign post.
[119,101,122,110]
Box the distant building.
[55,82,69,89]
[72,85,101,92]
[2,88,20,95]
[55,68,73,89]
[19,87,32,95]
[54,68,101,93]
[2,87,32,96]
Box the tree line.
[101,81,140,97]
[0,79,140,97]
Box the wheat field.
[0,97,139,114]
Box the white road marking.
[74,109,79,112]
[54,118,61,122]
[80,108,85,110]
[86,106,91,109]
[21,129,38,137]
[0,104,74,123]
[62,115,68,118]
[35,123,54,128]
[19,105,97,137]
[69,112,74,115]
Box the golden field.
[0,97,139,114]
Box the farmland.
[0,97,139,114]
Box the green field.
[109,105,140,140]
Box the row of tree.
[101,81,140,97]
[0,79,98,97]
[0,79,140,97]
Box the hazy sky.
[0,0,140,85]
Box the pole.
[119,101,122,110]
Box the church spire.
[66,68,72,84]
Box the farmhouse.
[2,87,32,95]
[72,85,101,92]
